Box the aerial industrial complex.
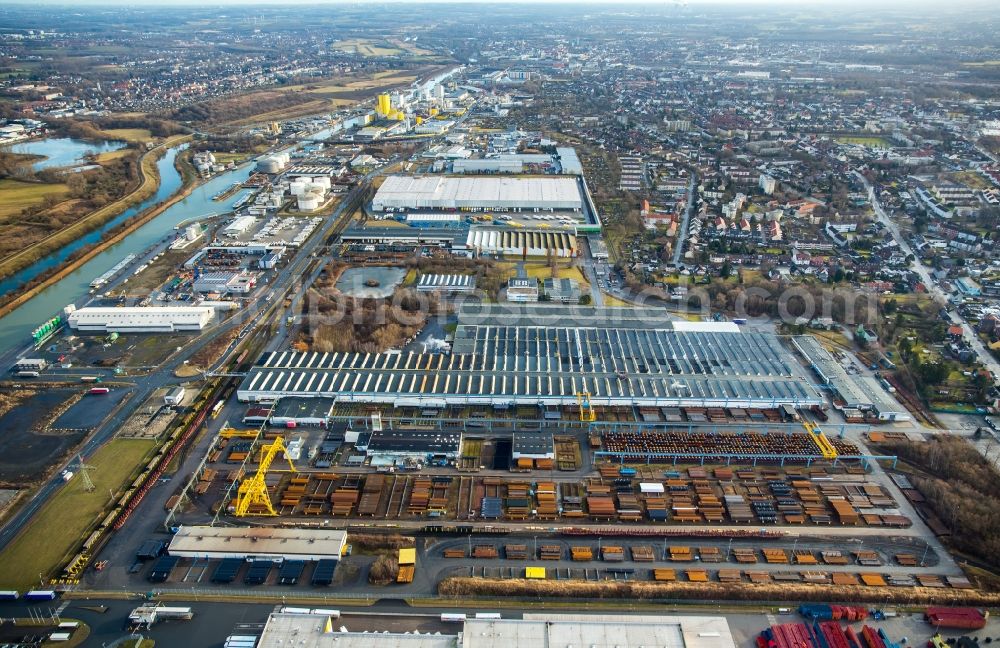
[1,13,998,646]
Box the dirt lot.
[123,247,196,297]
[53,387,130,430]
[0,388,87,484]
[46,332,194,370]
[118,389,179,440]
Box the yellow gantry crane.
[234,436,297,517]
[577,391,596,422]
[803,421,838,460]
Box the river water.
[0,147,253,354]
[5,137,127,171]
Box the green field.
[212,152,246,165]
[331,38,404,57]
[0,439,155,590]
[0,179,70,220]
[100,128,152,143]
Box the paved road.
[577,237,606,307]
[856,171,1000,380]
[672,174,697,267]
[5,596,994,648]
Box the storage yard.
[114,301,962,603]
[27,298,961,607]
[178,439,904,527]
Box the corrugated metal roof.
[240,327,822,407]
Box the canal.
[0,147,253,355]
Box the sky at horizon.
[0,0,995,6]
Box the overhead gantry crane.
[803,420,838,460]
[577,391,596,422]
[234,435,297,517]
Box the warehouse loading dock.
[168,526,347,561]
[792,336,911,422]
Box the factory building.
[792,336,910,421]
[237,308,823,409]
[506,277,539,302]
[255,612,735,648]
[340,227,465,248]
[467,228,577,258]
[222,216,257,237]
[452,158,523,174]
[512,433,555,461]
[556,146,584,175]
[450,149,581,175]
[357,430,462,465]
[543,277,581,303]
[269,396,336,427]
[66,306,214,333]
[416,274,477,293]
[12,358,47,372]
[168,526,346,562]
[372,175,583,212]
[192,271,257,295]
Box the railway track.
[388,475,407,519]
[456,476,470,521]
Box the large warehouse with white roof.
[66,306,215,333]
[256,612,735,648]
[372,175,583,211]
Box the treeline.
[302,287,437,353]
[0,152,37,179]
[643,275,881,326]
[878,435,1000,572]
[190,133,267,155]
[438,577,1000,605]
[97,116,187,138]
[301,264,440,354]
[402,255,509,301]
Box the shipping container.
[925,607,986,629]
[24,590,57,601]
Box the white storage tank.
[256,157,282,174]
[297,192,322,211]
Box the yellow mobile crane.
[234,436,297,517]
[803,420,838,460]
[577,391,596,422]
[219,423,260,439]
